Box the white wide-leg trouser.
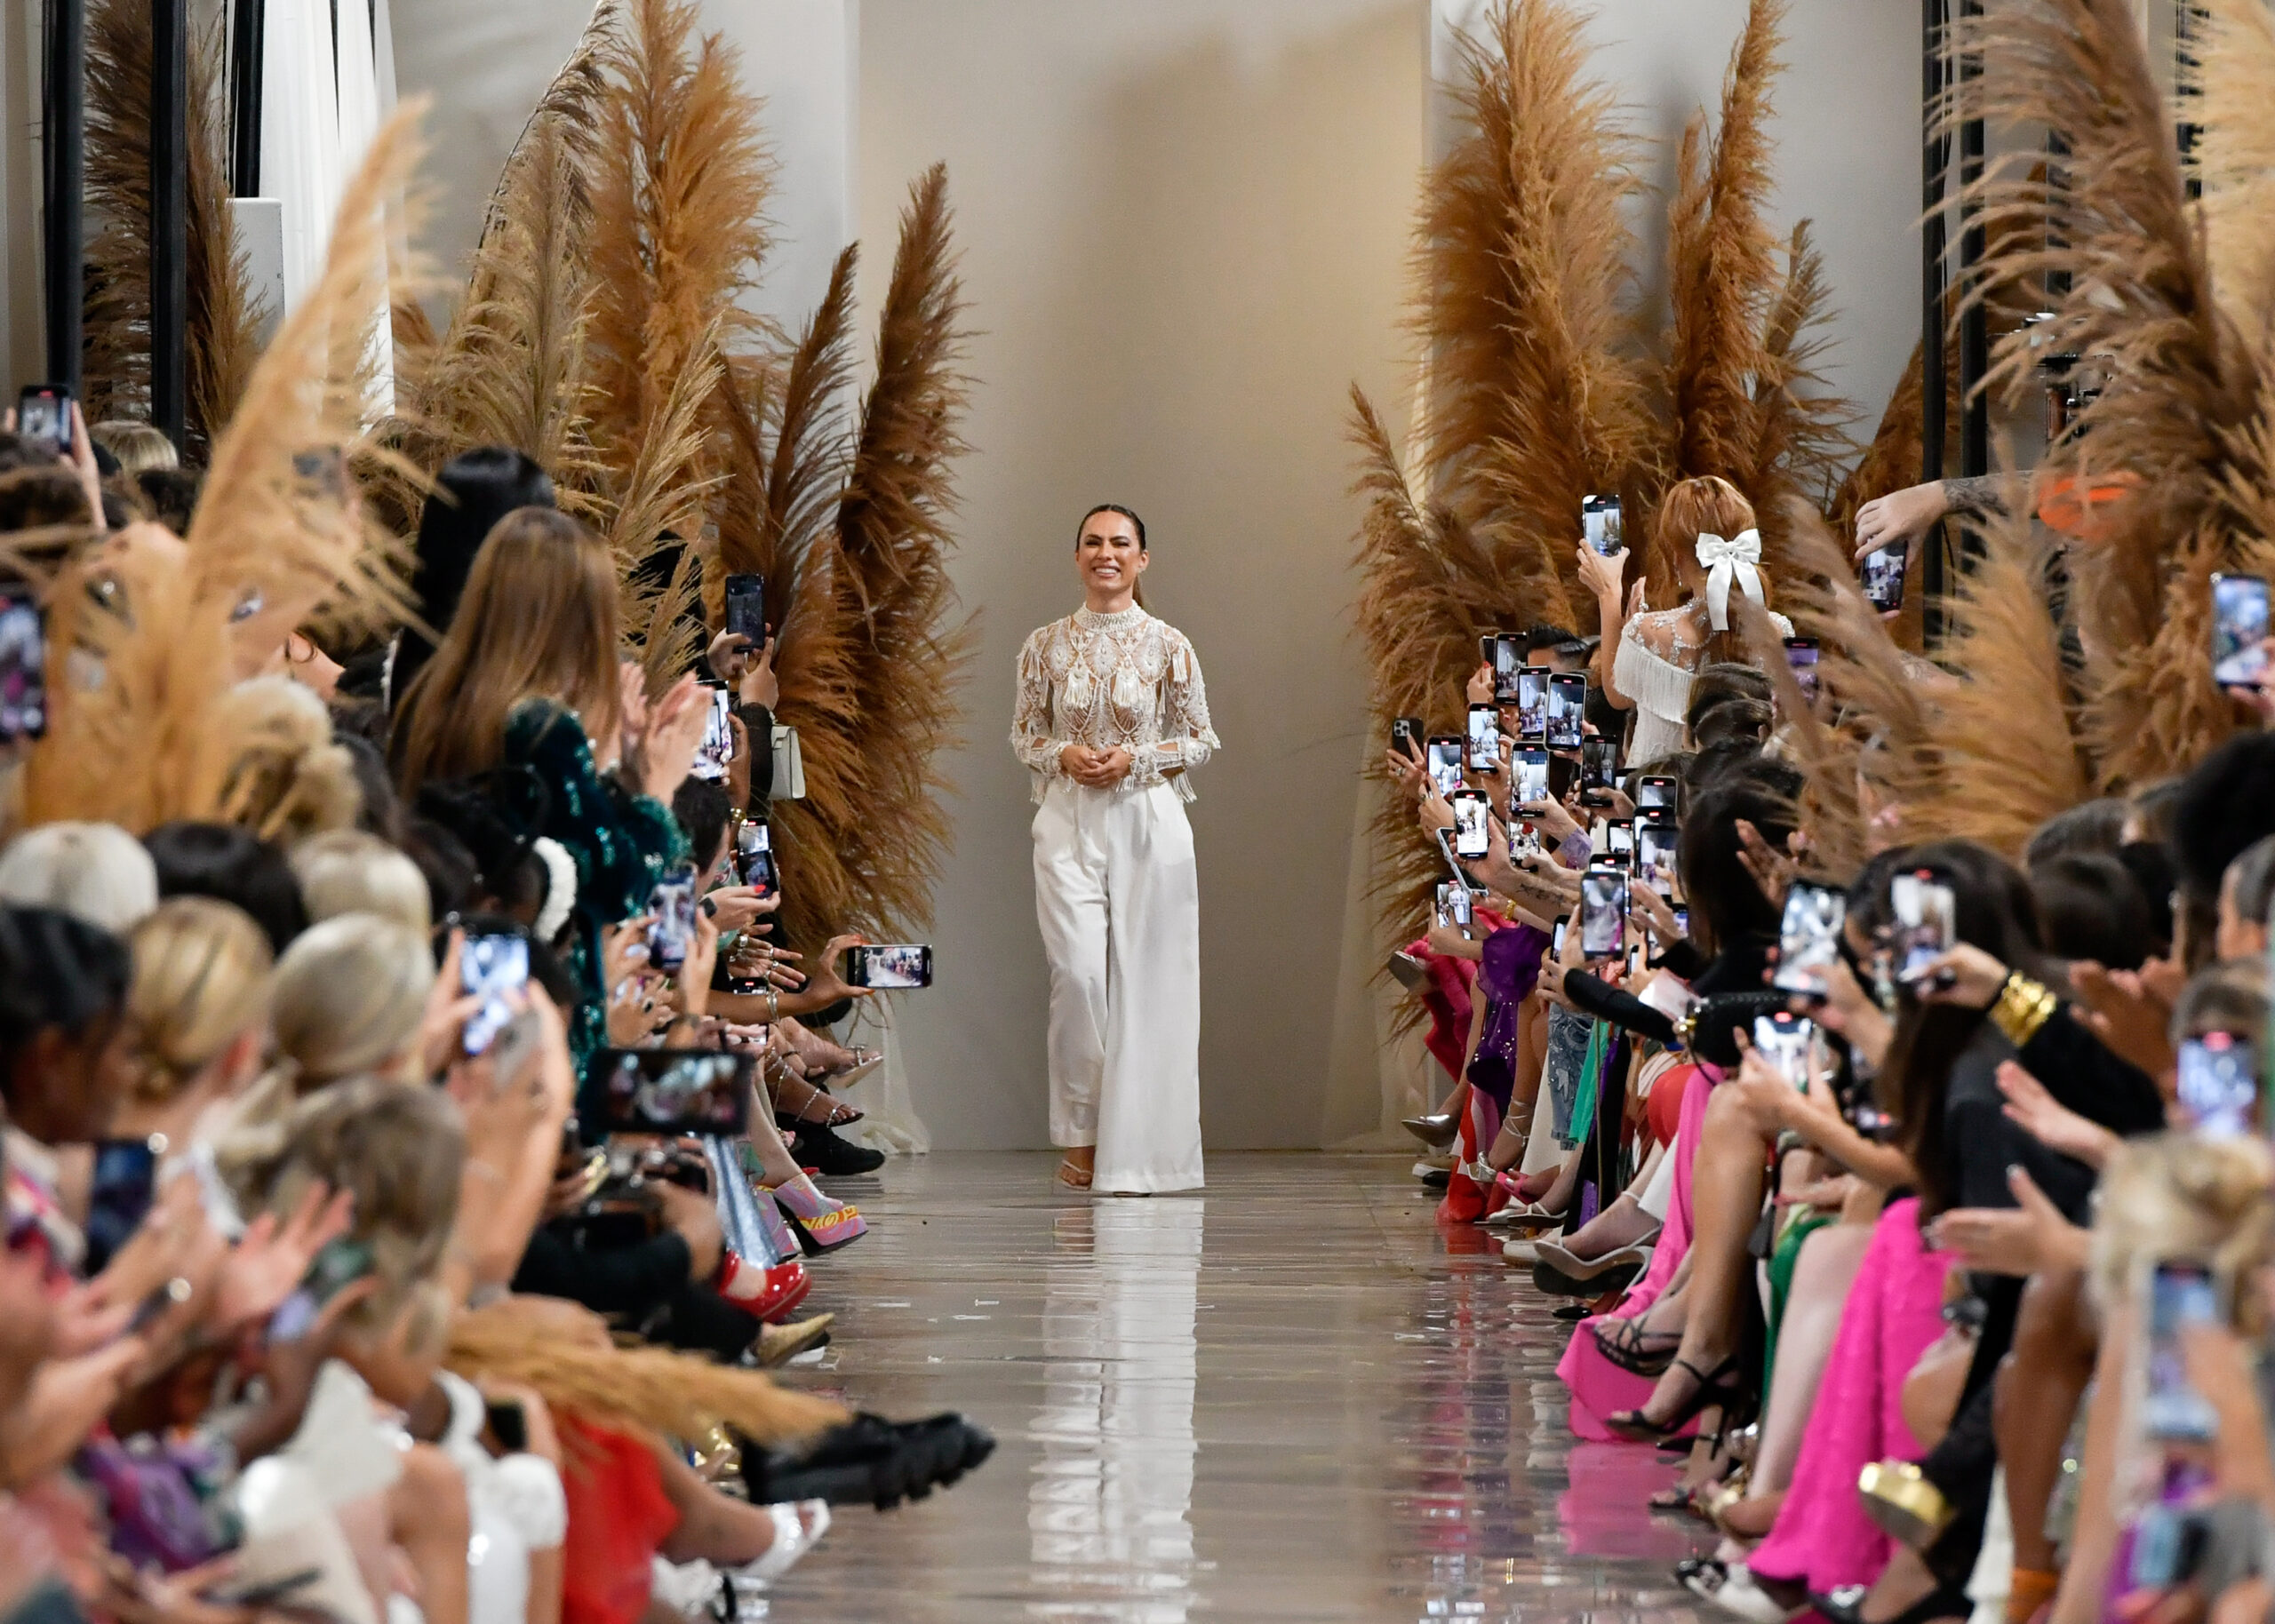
[1032,777,1205,1194]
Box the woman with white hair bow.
[1577,474,1792,767]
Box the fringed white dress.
[1013,605,1219,1194]
[1613,603,1792,765]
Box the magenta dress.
[1744,1197,1952,1595]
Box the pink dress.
[1744,1198,1952,1595]
[1556,1059,1720,1440]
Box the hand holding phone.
[846,943,934,989]
[1580,867,1627,959]
[1451,789,1491,860]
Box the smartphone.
[267,1237,376,1343]
[723,572,767,646]
[592,1048,754,1137]
[1636,813,1680,896]
[1465,704,1501,772]
[735,818,777,896]
[646,864,698,975]
[690,686,734,782]
[1490,634,1523,705]
[84,1137,160,1274]
[1514,670,1548,742]
[847,943,933,989]
[1435,881,1473,932]
[1546,673,1586,750]
[1753,1012,1816,1089]
[1784,637,1822,703]
[1861,544,1909,614]
[1390,716,1426,762]
[1636,774,1678,811]
[1672,905,1690,939]
[1513,747,1550,808]
[1581,736,1618,794]
[1551,919,1567,958]
[1771,880,1848,999]
[1890,871,1957,983]
[1581,867,1627,959]
[1603,817,1634,872]
[2176,1031,2257,1138]
[485,1399,529,1454]
[15,384,68,455]
[1451,789,1491,860]
[460,931,530,1056]
[2212,572,2271,690]
[1425,736,1465,798]
[0,586,49,744]
[1582,493,1624,556]
[2143,1260,2223,1445]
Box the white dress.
[1012,605,1219,1193]
[1613,602,1792,765]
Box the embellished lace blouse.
[1613,601,1792,766]
[1011,605,1220,803]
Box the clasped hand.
[1060,744,1135,788]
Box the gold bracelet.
[766,989,780,1023]
[1988,972,2058,1048]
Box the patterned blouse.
[503,700,690,1071]
[1010,605,1220,804]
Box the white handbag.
[770,725,806,800]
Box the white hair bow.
[1695,529,1764,632]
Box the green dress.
[501,699,690,1096]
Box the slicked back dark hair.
[1077,504,1145,550]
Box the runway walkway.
[763,1150,1712,1621]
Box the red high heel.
[716,1253,812,1324]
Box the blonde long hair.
[390,507,622,798]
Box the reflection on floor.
[762,1151,1712,1621]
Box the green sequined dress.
[502,700,689,1088]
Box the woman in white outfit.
[1579,474,1792,767]
[1012,505,1218,1194]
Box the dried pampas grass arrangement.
[80,0,264,458]
[1410,0,1651,625]
[1954,0,2266,788]
[22,107,431,835]
[780,164,976,946]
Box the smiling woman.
[1011,505,1221,1195]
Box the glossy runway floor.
[763,1151,1712,1621]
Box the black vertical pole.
[151,0,189,447]
[230,0,266,195]
[1921,0,1950,644]
[2176,2,2205,200]
[1957,0,1989,486]
[42,0,85,394]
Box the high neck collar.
[1075,603,1146,630]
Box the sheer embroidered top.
[1613,601,1792,766]
[1011,605,1220,803]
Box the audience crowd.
[1390,471,2275,1624]
[0,414,990,1624]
